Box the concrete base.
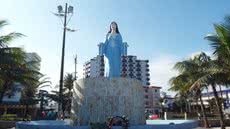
[71,77,145,125]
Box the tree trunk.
[195,98,200,116]
[0,81,9,104]
[24,104,29,120]
[0,91,5,104]
[68,90,71,114]
[211,84,225,129]
[199,92,210,128]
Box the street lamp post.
[74,54,77,80]
[55,3,74,116]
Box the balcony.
[129,69,133,72]
[122,64,127,67]
[128,60,133,63]
[128,64,133,67]
[122,59,127,62]
[137,78,141,80]
[136,68,141,71]
[129,73,134,77]
[136,73,141,76]
[136,64,141,67]
[122,68,127,71]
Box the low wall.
[0,120,16,129]
[198,119,230,127]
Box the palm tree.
[204,16,230,129]
[47,73,74,119]
[0,19,28,103]
[0,20,43,104]
[21,75,52,119]
[63,73,74,114]
[169,53,211,128]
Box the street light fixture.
[54,3,75,117]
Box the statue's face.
[111,23,117,31]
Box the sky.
[1,0,230,94]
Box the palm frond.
[0,20,8,29]
[0,32,25,47]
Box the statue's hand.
[99,42,105,55]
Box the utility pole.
[54,3,75,117]
[58,3,67,116]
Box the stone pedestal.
[71,78,145,125]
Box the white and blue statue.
[98,21,128,78]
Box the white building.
[121,55,150,86]
[83,55,150,86]
[143,86,161,113]
[83,55,104,78]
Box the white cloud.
[149,55,178,96]
[148,51,213,96]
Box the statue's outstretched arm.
[99,34,109,55]
[98,42,104,56]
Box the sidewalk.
[195,127,230,129]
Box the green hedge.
[0,114,31,121]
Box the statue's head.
[108,21,120,34]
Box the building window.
[155,89,158,92]
[145,89,148,92]
[145,95,148,99]
[145,102,149,105]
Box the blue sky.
[1,0,230,93]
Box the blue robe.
[99,33,124,78]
